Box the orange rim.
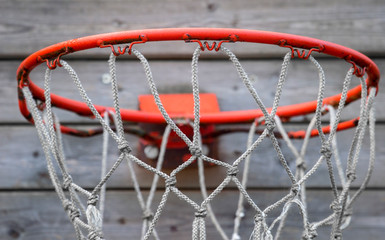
[17,28,380,138]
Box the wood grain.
[1,190,384,240]
[1,0,384,58]
[1,124,383,189]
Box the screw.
[144,145,159,160]
[102,73,111,84]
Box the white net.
[21,45,376,240]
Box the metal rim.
[17,28,380,136]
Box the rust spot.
[25,113,33,121]
[170,225,178,232]
[32,151,39,158]
[207,3,218,12]
[183,34,239,43]
[17,68,25,81]
[118,217,126,225]
[8,228,20,238]
[244,203,251,210]
[37,47,74,62]
[353,118,359,126]
[17,67,30,87]
[38,171,49,179]
[101,36,144,46]
[17,88,25,101]
[233,150,242,156]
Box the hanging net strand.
[21,40,377,240]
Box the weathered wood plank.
[1,190,384,240]
[1,124,383,189]
[2,59,385,123]
[1,0,384,58]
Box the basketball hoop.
[17,28,379,239]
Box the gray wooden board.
[1,1,384,237]
[1,190,384,240]
[1,124,383,189]
[2,59,385,123]
[1,0,385,58]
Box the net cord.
[21,44,376,240]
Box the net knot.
[165,176,177,188]
[330,200,342,212]
[254,212,266,223]
[63,200,80,222]
[333,231,343,240]
[142,209,154,220]
[88,195,99,206]
[265,117,276,133]
[118,139,132,153]
[320,144,332,159]
[291,183,300,196]
[189,145,203,158]
[347,171,357,181]
[343,207,353,218]
[236,209,245,218]
[195,208,207,218]
[63,175,73,190]
[303,224,318,239]
[296,161,307,170]
[227,166,239,177]
[88,230,103,240]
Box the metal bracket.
[278,40,325,59]
[36,46,70,70]
[183,33,238,51]
[345,55,366,77]
[98,34,148,56]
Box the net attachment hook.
[36,46,71,70]
[98,34,148,56]
[183,33,238,51]
[345,55,366,78]
[278,40,325,60]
